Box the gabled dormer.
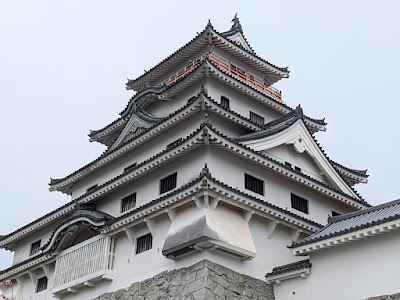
[235,106,367,200]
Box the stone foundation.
[92,260,274,300]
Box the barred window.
[245,173,264,195]
[36,276,48,293]
[291,194,309,214]
[121,193,136,213]
[160,172,177,194]
[250,111,265,126]
[136,233,153,254]
[221,96,230,109]
[30,240,41,256]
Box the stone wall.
[92,260,274,300]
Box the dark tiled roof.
[126,25,209,88]
[49,91,205,187]
[88,116,125,137]
[229,109,368,206]
[205,175,323,229]
[40,205,115,252]
[0,163,324,277]
[266,259,311,277]
[121,59,207,117]
[330,160,369,177]
[126,20,289,90]
[207,60,326,127]
[220,14,255,54]
[291,198,400,248]
[206,125,370,207]
[0,253,47,277]
[0,202,74,246]
[108,165,323,230]
[234,105,304,142]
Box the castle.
[1,16,398,300]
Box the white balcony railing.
[52,235,115,295]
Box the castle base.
[92,260,274,300]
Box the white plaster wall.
[274,277,312,300]
[146,80,204,117]
[207,147,354,225]
[19,267,54,300]
[13,204,305,300]
[96,147,207,217]
[9,140,353,281]
[265,144,328,184]
[206,79,282,124]
[305,230,400,300]
[71,112,205,199]
[211,47,273,82]
[12,225,55,266]
[207,112,251,137]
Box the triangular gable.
[225,32,252,52]
[109,111,162,151]
[240,119,359,198]
[263,144,333,187]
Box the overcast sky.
[0,1,399,269]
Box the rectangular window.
[124,162,137,173]
[136,233,153,254]
[160,172,177,194]
[36,276,48,293]
[30,240,41,256]
[221,96,230,109]
[291,194,309,214]
[295,166,302,172]
[166,138,182,150]
[245,173,264,196]
[121,193,136,213]
[285,161,292,168]
[250,111,265,126]
[332,211,341,217]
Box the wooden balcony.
[52,235,115,296]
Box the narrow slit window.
[121,192,137,213]
[86,184,98,193]
[166,138,183,150]
[30,240,41,256]
[250,111,265,126]
[160,172,177,194]
[136,233,153,254]
[36,276,48,293]
[245,173,264,195]
[124,162,137,173]
[291,193,309,214]
[221,96,230,109]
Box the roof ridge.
[126,19,289,90]
[205,124,370,207]
[330,159,368,177]
[329,198,400,223]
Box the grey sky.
[0,1,399,269]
